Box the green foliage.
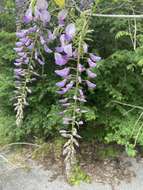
[0,0,15,32]
[68,165,91,185]
[1,0,143,159]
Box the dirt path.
[0,156,143,190]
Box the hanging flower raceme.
[14,0,54,126]
[54,9,101,177]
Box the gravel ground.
[0,157,143,190]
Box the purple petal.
[16,58,23,62]
[55,53,68,66]
[57,89,67,95]
[40,10,51,23]
[17,52,25,57]
[16,31,26,38]
[27,43,34,50]
[60,34,67,47]
[63,44,72,57]
[86,69,97,78]
[78,64,85,72]
[37,58,45,65]
[16,42,23,47]
[14,47,23,52]
[88,58,97,68]
[65,23,76,40]
[24,57,29,64]
[14,62,22,66]
[25,39,31,46]
[90,53,101,62]
[73,49,78,58]
[23,8,33,23]
[86,80,96,89]
[55,68,70,78]
[40,36,46,45]
[55,46,64,53]
[36,0,48,10]
[58,9,68,25]
[66,81,74,90]
[20,37,29,44]
[27,26,37,33]
[48,30,56,41]
[56,79,67,87]
[44,44,52,53]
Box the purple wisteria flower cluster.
[14,0,54,126]
[53,9,101,176]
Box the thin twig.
[112,101,143,110]
[0,155,15,166]
[90,14,143,19]
[0,142,41,152]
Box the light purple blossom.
[17,52,25,57]
[60,34,67,47]
[37,58,45,65]
[78,64,85,72]
[27,26,37,33]
[16,31,26,38]
[63,44,72,57]
[14,47,23,52]
[57,88,67,95]
[27,43,34,50]
[55,47,64,53]
[66,81,74,90]
[90,53,101,62]
[88,58,97,68]
[23,8,33,23]
[16,42,23,47]
[65,23,76,40]
[14,68,24,76]
[44,44,52,53]
[25,39,31,46]
[20,37,29,44]
[14,62,22,66]
[86,80,96,89]
[55,68,70,78]
[48,30,56,41]
[24,57,29,64]
[73,49,78,58]
[58,9,68,26]
[40,10,51,23]
[55,53,68,66]
[86,69,97,78]
[56,79,67,87]
[36,0,48,10]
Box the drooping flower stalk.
[14,0,54,126]
[54,10,101,177]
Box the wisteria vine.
[14,0,101,177]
